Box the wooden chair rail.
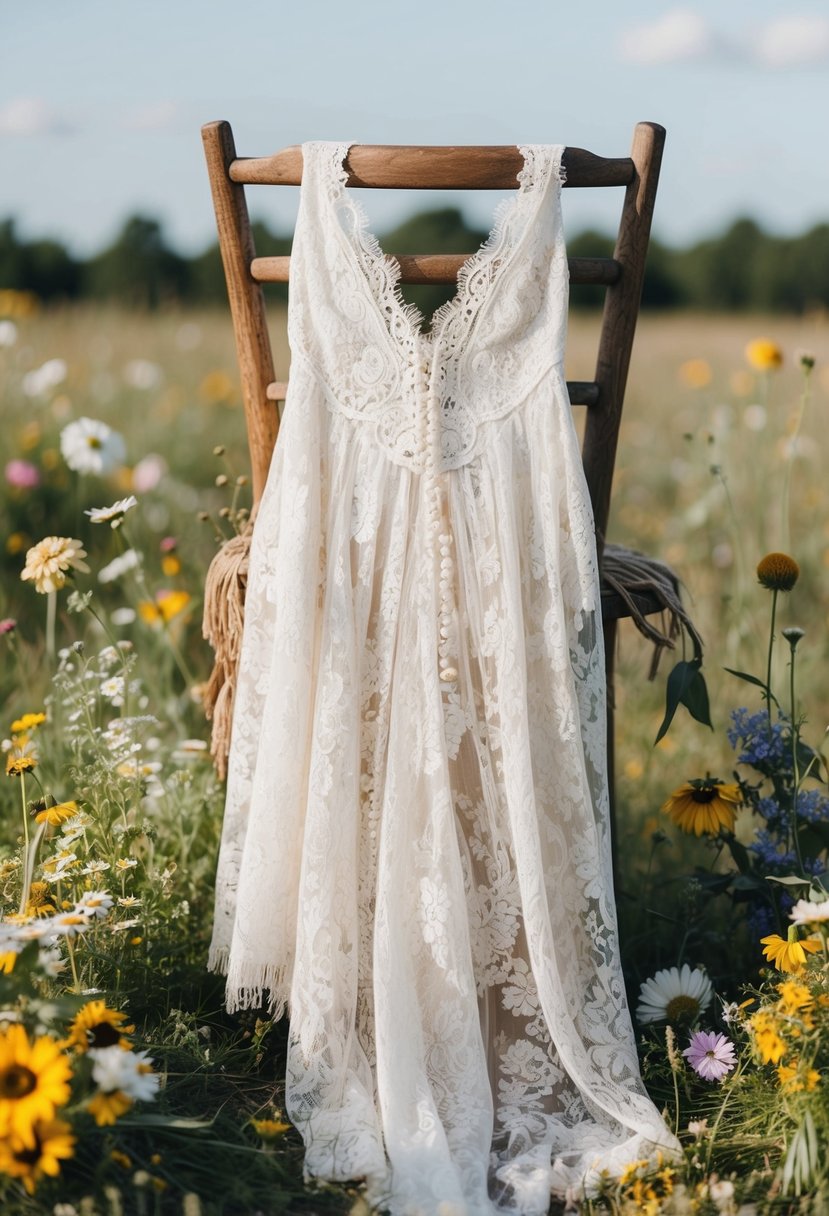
[251,253,621,288]
[265,378,601,408]
[228,144,634,190]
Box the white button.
[439,667,458,683]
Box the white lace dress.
[208,141,677,1214]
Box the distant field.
[4,304,829,836]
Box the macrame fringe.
[224,959,288,1019]
[201,508,257,781]
[601,542,703,679]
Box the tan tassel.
[201,507,257,780]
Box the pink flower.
[682,1030,737,1082]
[0,618,17,635]
[5,459,40,489]
[160,536,178,552]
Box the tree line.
[1,209,827,313]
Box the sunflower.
[760,932,821,973]
[756,552,799,593]
[0,1025,72,1148]
[0,1116,75,1194]
[661,778,742,836]
[88,1089,132,1126]
[66,1000,135,1052]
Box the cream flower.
[60,417,126,475]
[789,898,829,927]
[84,496,138,528]
[20,537,90,594]
[636,964,713,1025]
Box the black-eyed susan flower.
[5,754,37,777]
[636,964,713,1025]
[756,552,799,592]
[661,778,742,836]
[34,800,78,828]
[66,1000,135,1052]
[87,1089,132,1126]
[745,338,783,371]
[0,1025,72,1148]
[0,1116,75,1194]
[760,930,821,973]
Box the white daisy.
[60,416,126,475]
[88,1045,160,1101]
[789,898,829,926]
[84,495,138,528]
[74,890,114,919]
[636,964,713,1025]
[98,548,142,585]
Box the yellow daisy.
[661,778,742,836]
[751,1011,788,1065]
[0,1116,75,1194]
[25,881,57,919]
[760,933,821,973]
[137,590,191,625]
[66,1000,135,1053]
[0,1025,72,1149]
[5,753,37,777]
[10,712,46,734]
[251,1115,292,1140]
[34,800,79,827]
[88,1089,133,1126]
[745,338,783,371]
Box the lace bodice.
[208,141,678,1215]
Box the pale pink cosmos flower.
[5,459,40,488]
[682,1030,737,1082]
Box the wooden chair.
[200,120,688,868]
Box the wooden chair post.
[202,121,279,506]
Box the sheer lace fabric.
[208,141,677,1214]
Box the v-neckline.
[324,142,543,349]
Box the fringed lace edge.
[207,946,289,1020]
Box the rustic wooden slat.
[582,121,666,558]
[201,121,278,505]
[251,253,621,287]
[266,379,601,407]
[230,144,634,189]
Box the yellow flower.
[88,1089,132,1126]
[777,981,815,1019]
[0,1025,72,1149]
[34,800,79,827]
[161,554,181,576]
[760,933,821,973]
[251,1115,292,1140]
[0,950,18,974]
[0,1116,75,1195]
[746,338,783,371]
[66,1000,135,1052]
[751,1010,788,1065]
[25,881,57,919]
[20,536,90,594]
[776,1062,820,1093]
[137,589,191,625]
[5,754,37,777]
[110,1148,132,1169]
[756,552,799,592]
[199,369,236,404]
[678,358,712,389]
[10,712,46,734]
[661,778,742,836]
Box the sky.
[3,0,828,257]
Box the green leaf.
[723,666,768,690]
[767,874,811,887]
[654,658,713,744]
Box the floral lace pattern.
[208,141,678,1214]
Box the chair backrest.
[201,122,665,555]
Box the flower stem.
[65,935,81,993]
[46,590,57,661]
[781,367,812,554]
[18,773,30,915]
[766,589,778,739]
[789,648,806,875]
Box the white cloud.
[752,15,829,68]
[0,96,73,137]
[619,9,715,65]
[123,100,178,131]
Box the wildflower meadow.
[2,298,829,1214]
